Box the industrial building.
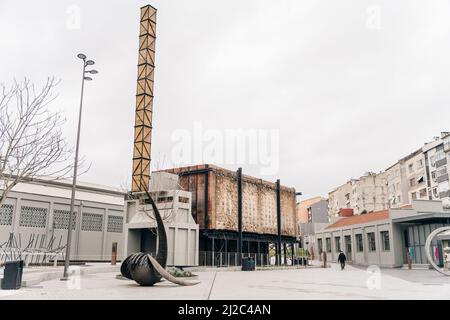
[0,177,126,262]
[123,171,199,267]
[161,164,298,266]
[315,200,450,267]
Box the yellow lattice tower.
[132,5,157,193]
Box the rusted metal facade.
[161,164,298,265]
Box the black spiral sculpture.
[121,188,199,286]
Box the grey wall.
[310,200,329,223]
[0,190,125,262]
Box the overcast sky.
[1,0,450,199]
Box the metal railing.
[198,251,310,268]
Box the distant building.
[298,198,328,256]
[297,196,323,224]
[315,200,450,267]
[328,172,388,218]
[385,160,408,208]
[331,131,450,214]
[385,132,450,209]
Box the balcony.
[444,142,450,152]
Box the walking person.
[338,250,347,270]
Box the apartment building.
[385,161,408,208]
[328,181,353,218]
[424,133,450,208]
[328,173,388,218]
[384,132,450,209]
[404,149,429,202]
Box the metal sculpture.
[425,226,450,276]
[120,188,199,286]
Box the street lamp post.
[61,53,98,280]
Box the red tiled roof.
[326,210,389,229]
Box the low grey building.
[315,200,450,267]
[0,178,125,262]
[299,198,329,256]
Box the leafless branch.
[0,77,87,206]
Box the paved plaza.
[0,263,449,300]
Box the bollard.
[323,252,327,268]
[111,242,118,265]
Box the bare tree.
[0,77,79,206]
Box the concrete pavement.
[1,263,450,300]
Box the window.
[419,188,427,198]
[335,236,341,252]
[356,234,363,252]
[436,150,445,162]
[317,238,323,253]
[107,216,123,233]
[432,171,437,180]
[417,159,423,169]
[0,204,14,226]
[53,209,76,230]
[433,187,439,198]
[178,196,189,204]
[325,238,331,253]
[408,164,414,173]
[81,213,103,232]
[367,232,376,252]
[411,192,417,200]
[157,196,173,203]
[409,178,416,187]
[19,206,47,228]
[380,231,390,251]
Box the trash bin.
[1,260,24,290]
[241,257,256,271]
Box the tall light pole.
[61,53,98,280]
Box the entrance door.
[344,236,352,262]
[403,229,410,264]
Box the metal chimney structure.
[132,5,157,193]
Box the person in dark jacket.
[337,251,347,270]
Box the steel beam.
[237,167,243,265]
[276,179,282,265]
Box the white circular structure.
[425,226,450,276]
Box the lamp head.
[86,60,95,66]
[77,53,86,60]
